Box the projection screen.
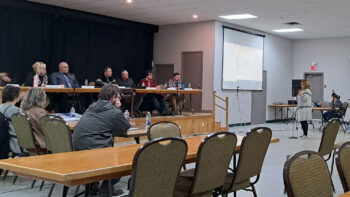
[222,27,264,90]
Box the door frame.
[181,51,204,86]
[304,72,324,101]
[181,51,204,111]
[251,70,267,125]
[153,64,174,84]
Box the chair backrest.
[342,102,348,117]
[147,121,181,141]
[229,127,272,191]
[39,115,63,153]
[318,118,340,157]
[44,118,73,153]
[11,112,38,155]
[320,101,330,108]
[129,137,187,197]
[336,141,350,192]
[283,151,333,197]
[0,112,10,159]
[189,132,237,196]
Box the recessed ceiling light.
[193,14,198,19]
[219,14,257,20]
[126,0,132,3]
[273,28,303,33]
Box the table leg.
[130,92,135,117]
[274,108,277,120]
[134,137,140,144]
[190,93,193,112]
[62,186,69,197]
[281,108,283,120]
[84,184,90,197]
[108,180,112,197]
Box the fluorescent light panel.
[273,28,303,33]
[219,14,257,20]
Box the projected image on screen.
[222,27,264,90]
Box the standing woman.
[297,80,312,138]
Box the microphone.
[236,86,239,92]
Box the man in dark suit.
[50,62,80,88]
[49,62,80,112]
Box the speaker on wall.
[292,79,302,97]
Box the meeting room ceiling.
[29,0,350,40]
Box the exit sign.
[310,62,317,71]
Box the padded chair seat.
[174,168,212,197]
[223,172,251,192]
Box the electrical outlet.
[202,122,205,127]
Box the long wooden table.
[0,87,202,115]
[0,135,279,187]
[68,121,147,143]
[339,191,350,196]
[268,104,297,120]
[268,104,337,120]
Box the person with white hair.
[24,61,48,87]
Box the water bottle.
[181,82,185,90]
[70,105,75,114]
[188,83,191,88]
[124,110,130,120]
[84,79,88,86]
[146,112,152,129]
[141,82,145,87]
[148,81,150,87]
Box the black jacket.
[72,99,130,150]
[95,76,117,87]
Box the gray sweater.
[72,99,130,151]
[0,104,21,154]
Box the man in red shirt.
[138,71,168,115]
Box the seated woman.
[24,62,48,87]
[20,88,48,149]
[0,72,11,86]
[323,92,345,121]
[0,85,23,155]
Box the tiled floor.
[1,121,349,197]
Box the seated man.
[323,92,345,121]
[138,71,168,115]
[117,70,136,112]
[72,84,131,196]
[165,73,184,114]
[50,62,80,112]
[50,62,80,88]
[116,70,136,88]
[0,73,11,86]
[95,66,117,87]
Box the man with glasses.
[72,84,131,196]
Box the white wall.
[214,21,294,124]
[153,20,294,124]
[293,37,350,102]
[153,21,216,111]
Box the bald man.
[49,62,80,112]
[50,62,79,88]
